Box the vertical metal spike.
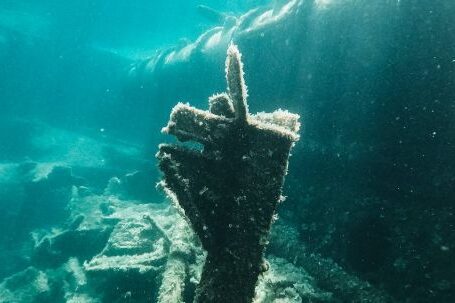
[226,43,249,122]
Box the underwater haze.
[1,0,454,302]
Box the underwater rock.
[83,216,168,273]
[0,258,98,303]
[98,216,169,257]
[104,169,159,202]
[104,177,123,196]
[254,257,333,303]
[14,165,76,236]
[269,223,395,303]
[32,227,112,268]
[157,44,300,303]
[0,267,53,302]
[83,211,169,302]
[79,202,204,303]
[68,214,85,231]
[122,169,160,202]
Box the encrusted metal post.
[157,43,300,303]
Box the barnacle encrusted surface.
[157,43,300,303]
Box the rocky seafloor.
[0,118,398,303]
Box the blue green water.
[0,0,454,302]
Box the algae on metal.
[157,43,300,303]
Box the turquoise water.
[0,0,454,302]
